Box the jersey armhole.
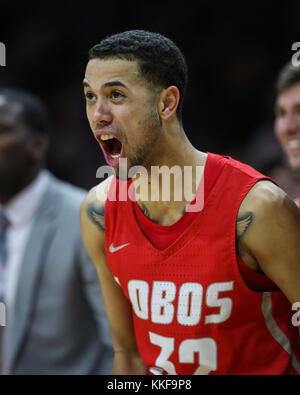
[237,254,279,292]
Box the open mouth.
[97,134,123,165]
[288,139,300,150]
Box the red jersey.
[132,153,278,293]
[105,154,300,375]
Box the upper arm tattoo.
[86,202,105,232]
[236,212,253,240]
[236,212,254,260]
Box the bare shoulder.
[80,175,114,233]
[239,179,298,217]
[237,179,299,241]
[236,180,300,303]
[236,179,300,276]
[236,180,300,272]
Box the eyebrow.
[103,80,128,89]
[82,80,128,89]
[275,101,300,111]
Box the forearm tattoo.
[86,203,105,232]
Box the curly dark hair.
[89,30,188,123]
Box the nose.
[280,113,299,135]
[92,98,113,126]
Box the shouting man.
[80,30,300,375]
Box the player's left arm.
[238,180,300,304]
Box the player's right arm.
[80,178,147,375]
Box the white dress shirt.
[1,170,50,317]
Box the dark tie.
[0,212,9,304]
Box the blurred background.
[1,0,300,197]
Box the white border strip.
[261,292,300,374]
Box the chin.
[289,157,300,172]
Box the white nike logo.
[109,242,130,253]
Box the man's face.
[83,58,161,177]
[275,82,300,171]
[0,97,39,195]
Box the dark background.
[1,0,300,194]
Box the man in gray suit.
[0,88,113,374]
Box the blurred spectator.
[240,61,300,203]
[0,88,113,374]
[273,62,300,207]
[240,121,300,201]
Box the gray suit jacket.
[3,171,113,375]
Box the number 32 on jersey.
[126,279,235,375]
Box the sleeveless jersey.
[105,154,300,375]
[132,153,278,292]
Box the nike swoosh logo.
[109,242,130,253]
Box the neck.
[132,125,207,221]
[0,167,40,205]
[144,124,198,169]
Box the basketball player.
[275,62,300,208]
[80,30,300,375]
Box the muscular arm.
[80,180,147,374]
[236,180,300,304]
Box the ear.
[158,86,180,121]
[30,134,49,161]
